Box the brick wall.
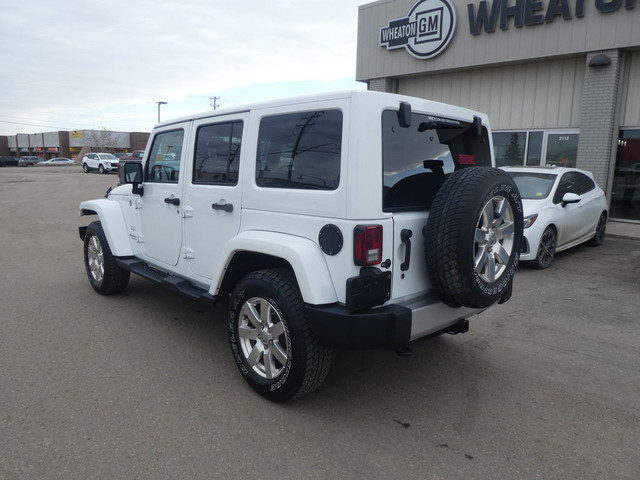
[576,49,622,190]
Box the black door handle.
[400,228,412,271]
[164,197,180,206]
[212,202,233,212]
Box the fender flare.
[79,199,133,257]
[212,230,338,305]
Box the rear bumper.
[306,294,482,350]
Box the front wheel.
[228,269,332,402]
[532,226,556,269]
[83,221,130,294]
[98,164,105,174]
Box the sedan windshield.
[508,172,556,199]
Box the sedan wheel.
[533,227,556,269]
[588,212,607,247]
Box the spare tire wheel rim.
[474,194,516,283]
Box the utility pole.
[210,96,220,110]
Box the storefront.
[357,0,640,222]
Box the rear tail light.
[457,154,476,165]
[354,225,383,266]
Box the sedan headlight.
[523,213,538,229]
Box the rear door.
[183,115,245,280]
[381,108,493,298]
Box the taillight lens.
[457,154,476,165]
[354,225,383,266]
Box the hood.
[521,198,546,216]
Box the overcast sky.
[0,0,368,136]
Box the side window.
[575,172,595,194]
[146,129,184,183]
[256,110,342,190]
[554,172,582,203]
[193,121,243,185]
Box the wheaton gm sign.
[380,0,637,59]
[379,0,457,59]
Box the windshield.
[508,172,556,199]
[382,109,492,211]
[98,154,118,160]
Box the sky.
[0,0,369,136]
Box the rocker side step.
[116,257,216,303]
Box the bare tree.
[84,128,116,152]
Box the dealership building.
[357,0,640,222]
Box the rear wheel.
[83,221,130,294]
[83,163,89,173]
[228,269,332,402]
[532,226,556,269]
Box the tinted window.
[382,110,492,211]
[146,129,184,183]
[256,110,342,190]
[193,121,243,185]
[494,132,526,167]
[553,172,595,203]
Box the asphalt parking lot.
[1,166,639,479]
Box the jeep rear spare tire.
[424,167,523,308]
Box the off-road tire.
[424,167,523,308]
[228,269,332,402]
[83,221,130,295]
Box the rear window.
[256,110,342,190]
[382,110,491,211]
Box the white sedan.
[502,166,608,269]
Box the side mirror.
[561,192,580,207]
[122,161,144,196]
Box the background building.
[357,0,640,223]
[4,130,149,160]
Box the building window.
[492,130,579,167]
[611,129,640,222]
[493,132,526,166]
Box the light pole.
[157,101,167,122]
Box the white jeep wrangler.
[79,90,522,401]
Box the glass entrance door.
[542,131,579,167]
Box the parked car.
[82,153,120,173]
[0,156,19,167]
[19,156,42,167]
[80,90,523,401]
[502,166,608,269]
[37,157,75,165]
